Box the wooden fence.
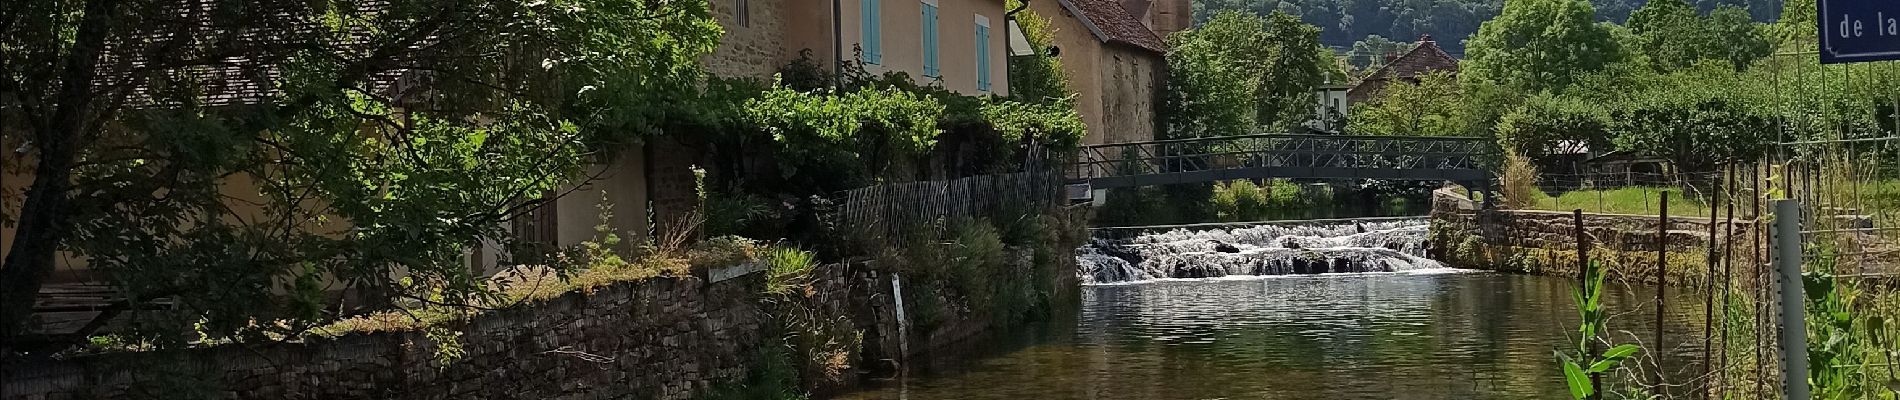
[835,171,1064,240]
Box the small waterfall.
[1078,219,1446,284]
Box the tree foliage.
[1,0,722,342]
[1005,0,1072,106]
[1463,0,1623,92]
[1164,10,1336,138]
[745,84,945,189]
[1194,0,1779,58]
[1628,0,1770,71]
[1348,72,1468,136]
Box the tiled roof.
[1060,0,1167,54]
[1346,35,1459,102]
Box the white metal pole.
[1774,199,1809,400]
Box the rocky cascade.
[1077,219,1445,284]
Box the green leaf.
[1562,360,1593,399]
[1587,344,1641,373]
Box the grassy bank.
[1521,187,1711,216]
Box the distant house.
[1028,0,1184,145]
[1307,83,1351,133]
[1346,35,1459,104]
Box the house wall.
[1096,45,1161,144]
[704,0,788,80]
[780,0,1010,96]
[1030,0,1161,145]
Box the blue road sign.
[1820,0,1900,64]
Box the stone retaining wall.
[4,275,766,400]
[2,244,1066,400]
[1429,189,1765,287]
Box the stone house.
[1029,0,1183,145]
[1345,35,1460,105]
[523,0,1027,254]
[708,0,1015,96]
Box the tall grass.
[1520,187,1711,216]
[1501,152,1540,210]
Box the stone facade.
[703,0,786,80]
[1033,0,1166,146]
[4,276,766,400]
[1096,46,1162,144]
[1428,189,1764,288]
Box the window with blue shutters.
[861,0,882,64]
[974,15,990,92]
[921,1,939,77]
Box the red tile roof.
[1346,35,1460,103]
[1060,0,1167,54]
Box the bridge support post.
[1478,179,1495,210]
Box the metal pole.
[1774,199,1809,400]
[1655,192,1668,397]
[1575,209,1603,399]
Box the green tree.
[1627,0,1713,71]
[1165,11,1270,138]
[1495,93,1612,158]
[1257,11,1332,130]
[1628,0,1769,71]
[0,0,720,341]
[1348,72,1468,136]
[1163,10,1333,137]
[1464,0,1623,92]
[1706,5,1772,70]
[1005,0,1072,105]
[1608,64,1775,172]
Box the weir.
[1077,218,1445,284]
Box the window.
[975,14,991,91]
[737,0,749,27]
[921,0,939,77]
[861,0,882,64]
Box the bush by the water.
[1211,179,1329,222]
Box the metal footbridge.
[1065,134,1494,190]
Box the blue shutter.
[976,23,990,91]
[922,4,938,77]
[862,0,881,64]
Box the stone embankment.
[1427,189,1763,287]
[2,246,1067,400]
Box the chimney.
[1419,34,1434,44]
[1148,0,1191,38]
[1121,0,1153,27]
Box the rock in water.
[1212,240,1241,253]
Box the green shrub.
[763,246,817,296]
[946,221,1006,314]
[1212,180,1269,221]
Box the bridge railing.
[1067,134,1494,182]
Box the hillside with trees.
[1194,0,1783,59]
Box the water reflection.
[837,272,1711,400]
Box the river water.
[837,220,1714,400]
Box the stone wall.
[1429,189,1764,287]
[703,0,785,80]
[1097,46,1163,145]
[646,137,710,241]
[2,243,1072,400]
[4,276,766,400]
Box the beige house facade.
[1030,0,1182,145]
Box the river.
[836,220,1715,399]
